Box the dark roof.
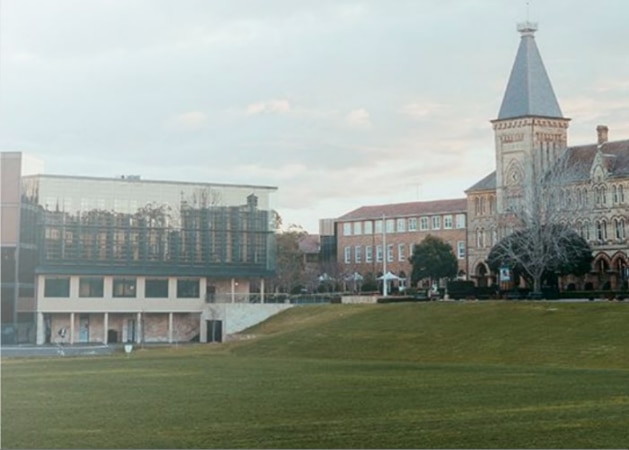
[564,139,629,180]
[466,171,496,192]
[497,24,563,120]
[338,198,467,222]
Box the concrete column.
[70,312,75,345]
[136,312,142,344]
[168,313,173,343]
[200,316,207,343]
[231,278,236,303]
[36,312,45,345]
[103,313,109,344]
[261,278,265,304]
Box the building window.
[620,185,625,203]
[145,278,169,298]
[614,218,625,240]
[409,243,414,258]
[476,228,485,248]
[596,220,608,241]
[354,246,362,263]
[375,220,383,234]
[581,221,591,240]
[376,245,383,262]
[457,241,465,259]
[177,278,200,298]
[385,219,395,233]
[364,221,373,235]
[44,277,70,298]
[443,215,453,229]
[396,218,406,233]
[344,246,351,264]
[398,243,406,261]
[386,244,393,262]
[419,217,429,231]
[601,186,607,205]
[79,277,104,298]
[113,278,136,298]
[456,214,466,229]
[489,196,496,215]
[431,216,440,230]
[408,218,417,231]
[353,222,362,235]
[365,246,373,263]
[343,223,352,236]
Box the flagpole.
[382,214,388,297]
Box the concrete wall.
[341,296,378,304]
[202,303,293,338]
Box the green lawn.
[2,302,629,449]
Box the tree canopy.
[409,235,458,285]
[487,224,593,291]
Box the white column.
[136,312,142,344]
[70,312,75,344]
[231,278,236,303]
[168,313,173,343]
[36,312,45,345]
[260,278,265,304]
[103,313,109,344]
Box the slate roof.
[465,171,496,192]
[337,198,467,222]
[563,139,629,180]
[497,24,563,120]
[466,139,629,193]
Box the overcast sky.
[1,0,628,233]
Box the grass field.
[2,302,629,448]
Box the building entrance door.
[125,319,136,343]
[206,320,222,343]
[79,314,89,343]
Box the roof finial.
[518,0,537,36]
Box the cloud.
[346,108,370,128]
[165,111,209,131]
[400,101,451,120]
[245,99,292,116]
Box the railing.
[205,293,336,304]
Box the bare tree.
[491,151,592,294]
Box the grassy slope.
[2,302,629,449]
[232,301,629,369]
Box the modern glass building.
[1,152,278,345]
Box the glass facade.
[20,175,277,277]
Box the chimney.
[596,125,609,145]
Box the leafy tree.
[409,235,458,286]
[273,227,308,293]
[487,224,593,292]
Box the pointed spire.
[497,22,563,120]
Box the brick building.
[466,22,629,290]
[335,199,468,290]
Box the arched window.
[475,197,481,216]
[476,228,485,248]
[596,219,608,241]
[613,185,619,204]
[601,186,607,205]
[583,188,589,207]
[582,220,591,240]
[620,184,625,203]
[614,218,626,241]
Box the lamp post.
[382,214,388,297]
